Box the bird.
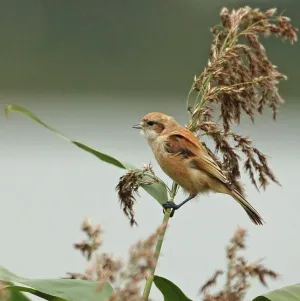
[132,112,264,225]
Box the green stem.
[142,183,178,300]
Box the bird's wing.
[165,129,229,184]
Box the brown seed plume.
[188,6,297,191]
[116,164,159,226]
[199,227,279,301]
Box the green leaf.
[9,289,32,301]
[154,275,193,301]
[2,283,32,301]
[253,283,300,301]
[7,285,62,301]
[0,265,113,301]
[4,104,168,205]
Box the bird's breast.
[150,140,205,195]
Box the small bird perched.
[132,112,264,225]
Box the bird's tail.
[230,189,265,225]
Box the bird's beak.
[132,124,142,130]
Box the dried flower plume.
[73,217,102,261]
[67,220,278,301]
[200,227,278,300]
[107,223,167,301]
[187,6,297,191]
[116,164,160,226]
[66,217,116,281]
[66,218,166,301]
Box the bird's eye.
[147,121,155,126]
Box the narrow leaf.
[253,283,300,301]
[154,275,192,301]
[0,265,113,301]
[72,141,129,169]
[4,104,168,205]
[6,285,62,301]
[1,283,32,301]
[9,289,32,301]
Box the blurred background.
[0,0,299,300]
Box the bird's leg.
[163,194,196,217]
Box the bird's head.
[132,112,179,142]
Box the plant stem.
[142,183,178,300]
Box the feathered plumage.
[134,112,264,225]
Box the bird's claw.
[163,201,179,210]
[162,202,179,218]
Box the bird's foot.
[162,202,179,218]
[163,201,179,210]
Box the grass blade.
[4,104,168,205]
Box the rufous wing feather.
[166,130,228,184]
